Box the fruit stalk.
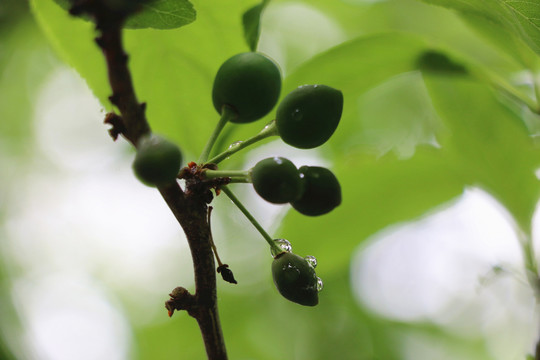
[207,120,278,164]
[204,169,251,181]
[221,186,282,254]
[199,105,237,163]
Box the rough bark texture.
[69,1,228,358]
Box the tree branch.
[69,1,228,358]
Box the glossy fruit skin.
[272,252,318,306]
[212,52,281,123]
[251,157,304,204]
[276,84,343,149]
[132,134,182,187]
[291,166,341,216]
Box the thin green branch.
[519,230,540,301]
[204,169,251,181]
[221,186,281,254]
[532,71,540,113]
[228,177,251,184]
[199,106,238,163]
[469,64,539,113]
[207,120,279,164]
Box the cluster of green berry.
[131,52,343,306]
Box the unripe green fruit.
[132,134,183,187]
[272,252,318,306]
[291,166,341,216]
[212,52,281,123]
[276,84,343,149]
[251,157,304,204]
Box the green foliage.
[52,0,196,29]
[242,0,269,51]
[421,0,540,60]
[30,0,254,154]
[18,0,540,358]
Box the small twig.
[208,207,237,284]
[103,112,125,140]
[165,287,197,318]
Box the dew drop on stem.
[228,141,243,149]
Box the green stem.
[199,106,238,164]
[469,64,539,113]
[520,230,540,301]
[532,71,540,113]
[228,177,251,184]
[204,169,251,182]
[207,121,279,165]
[221,186,281,254]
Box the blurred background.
[2,0,540,359]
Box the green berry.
[132,134,182,187]
[272,252,318,306]
[291,166,341,216]
[251,157,304,204]
[212,52,281,123]
[276,84,343,149]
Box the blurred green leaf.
[0,17,55,154]
[31,0,254,155]
[52,0,196,30]
[126,0,196,30]
[242,0,269,51]
[421,0,540,62]
[217,271,403,360]
[135,314,204,359]
[423,74,540,231]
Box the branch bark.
[69,1,228,358]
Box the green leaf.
[421,0,540,60]
[423,74,540,231]
[242,0,269,51]
[52,0,196,30]
[126,0,196,30]
[31,0,253,155]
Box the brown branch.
[69,1,228,358]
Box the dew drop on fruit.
[271,238,292,257]
[305,255,317,268]
[316,277,324,292]
[291,108,303,122]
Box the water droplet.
[271,238,292,257]
[263,120,275,130]
[304,255,317,268]
[291,109,303,122]
[316,277,323,292]
[228,141,243,149]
